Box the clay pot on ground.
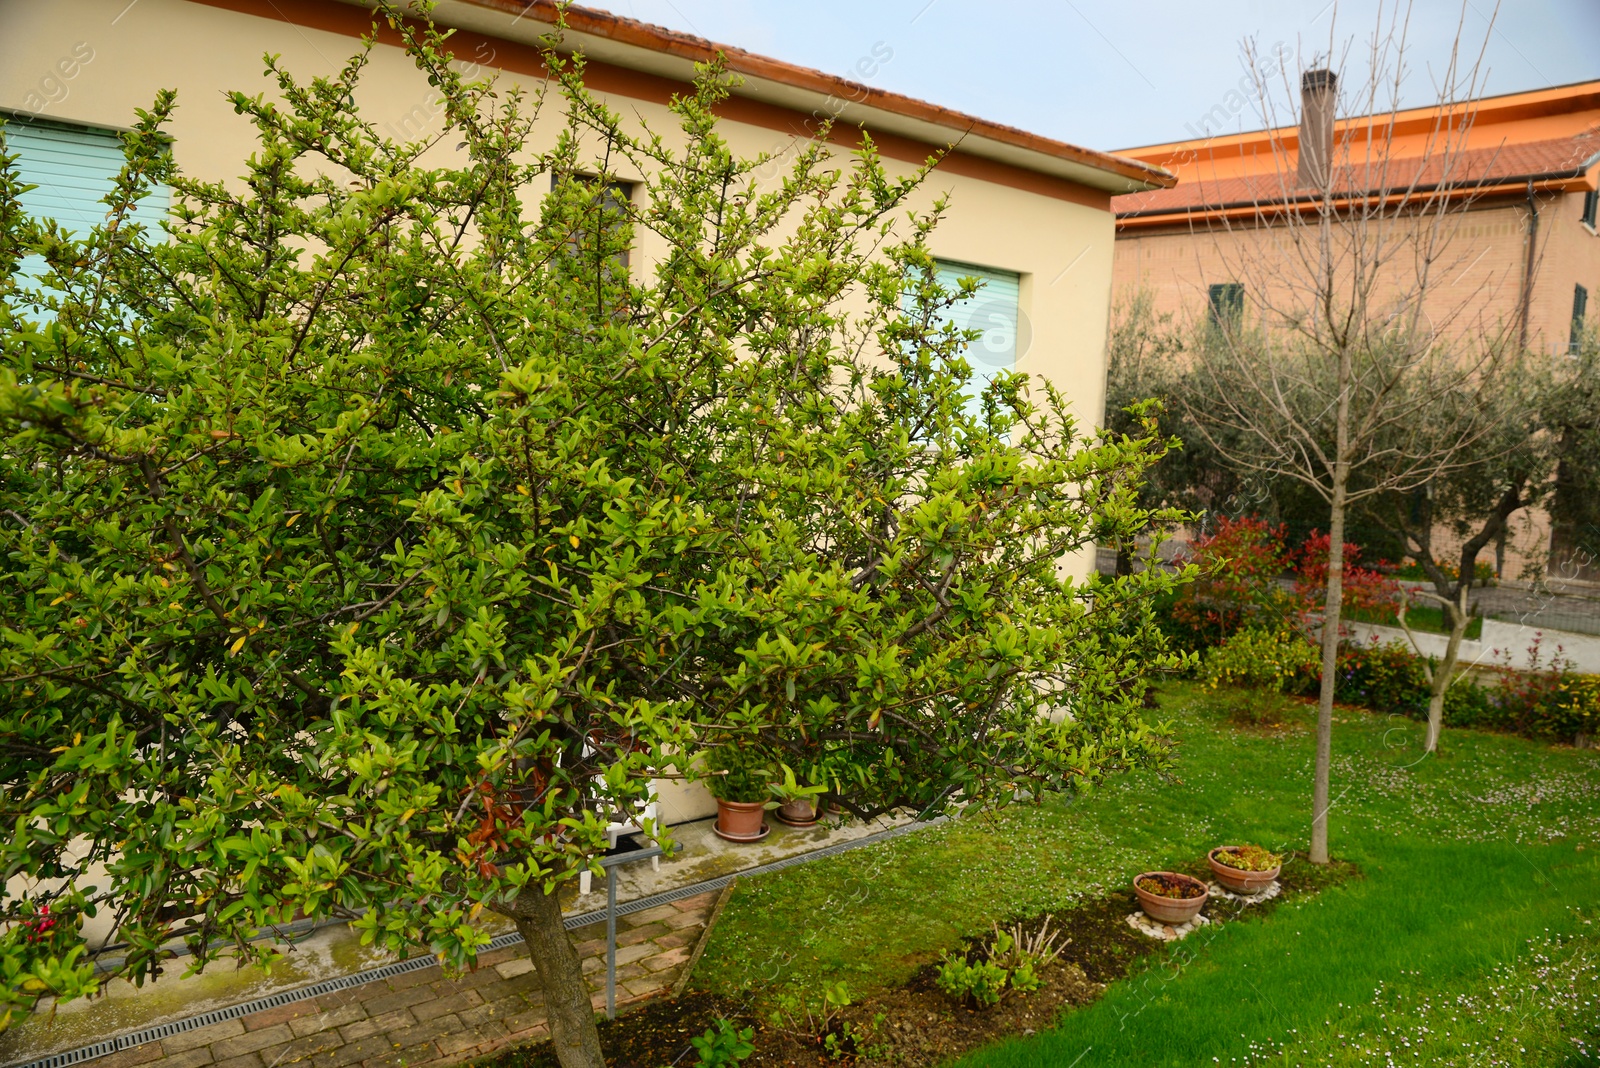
[1133,871,1208,924]
[1207,847,1283,895]
[714,799,768,842]
[774,798,819,828]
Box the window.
[1571,284,1589,354]
[1208,282,1244,328]
[550,172,633,274]
[1582,189,1598,230]
[914,259,1023,419]
[5,116,170,286]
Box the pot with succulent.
[1208,844,1283,894]
[704,745,773,842]
[768,764,826,828]
[1132,871,1209,924]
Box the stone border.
[1125,878,1283,942]
[671,878,736,999]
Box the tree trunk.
[1312,338,1353,866]
[1311,478,1345,865]
[1424,587,1471,753]
[501,886,605,1068]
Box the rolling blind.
[5,117,170,277]
[921,259,1021,416]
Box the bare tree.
[1178,1,1522,863]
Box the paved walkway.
[90,893,718,1068]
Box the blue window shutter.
[5,117,170,287]
[915,259,1021,417]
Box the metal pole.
[605,865,617,1019]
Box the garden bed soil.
[474,855,1357,1068]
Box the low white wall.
[1345,619,1600,675]
[652,777,717,825]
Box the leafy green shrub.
[1009,958,1043,994]
[1202,627,1319,694]
[1331,638,1599,741]
[1441,681,1503,730]
[690,1020,755,1068]
[935,917,1061,1008]
[1529,674,1600,742]
[768,980,854,1057]
[1335,640,1430,716]
[1334,640,1502,727]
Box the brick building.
[1109,77,1600,582]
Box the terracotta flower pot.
[1208,847,1282,894]
[714,799,768,842]
[774,799,819,828]
[1133,871,1208,924]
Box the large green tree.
[0,13,1188,1066]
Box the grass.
[1345,603,1484,640]
[691,683,1600,1066]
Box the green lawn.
[692,684,1600,1066]
[1344,602,1484,639]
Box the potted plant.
[1208,844,1283,894]
[704,746,772,842]
[768,764,825,828]
[1133,871,1208,924]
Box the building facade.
[1109,77,1600,582]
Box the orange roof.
[432,0,1176,195]
[1119,129,1600,219]
[1112,78,1600,225]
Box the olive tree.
[0,13,1188,1066]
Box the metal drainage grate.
[6,817,943,1068]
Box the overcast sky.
[597,0,1600,151]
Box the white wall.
[1346,619,1600,675]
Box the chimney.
[1298,68,1337,189]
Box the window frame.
[1571,283,1589,355]
[1207,282,1245,328]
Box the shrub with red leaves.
[1293,531,1401,621]
[1169,517,1300,646]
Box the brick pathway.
[92,893,717,1068]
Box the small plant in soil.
[936,956,1012,1008]
[1213,844,1282,871]
[936,917,1065,1008]
[689,1019,755,1068]
[704,745,773,804]
[1136,873,1206,899]
[990,916,1066,970]
[767,980,858,1060]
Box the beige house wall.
[0,0,1119,514]
[1114,189,1600,353]
[1115,201,1535,342]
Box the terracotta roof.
[1116,126,1600,219]
[436,0,1175,195]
